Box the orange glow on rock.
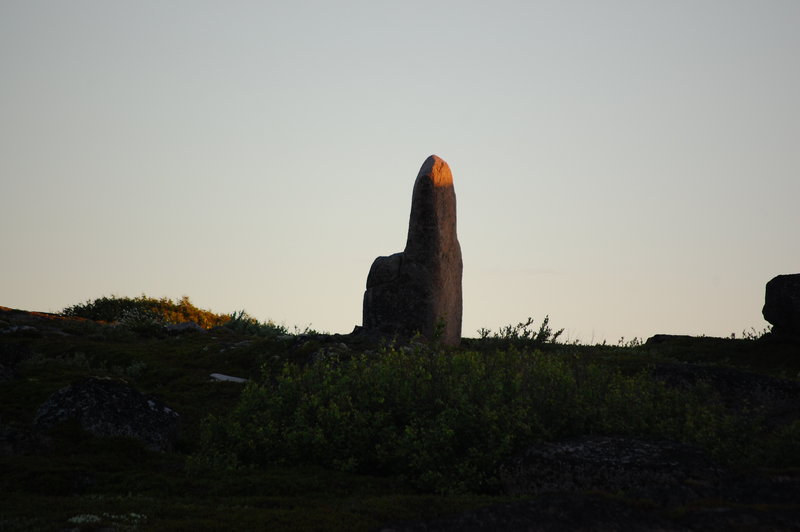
[418,154,453,187]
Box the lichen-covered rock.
[34,377,180,452]
[363,155,463,346]
[498,436,721,505]
[763,273,800,337]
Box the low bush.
[223,310,288,338]
[475,316,564,350]
[194,345,773,493]
[62,295,229,329]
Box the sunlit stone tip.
[418,154,453,187]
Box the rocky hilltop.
[1,303,799,530]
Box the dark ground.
[1,306,798,531]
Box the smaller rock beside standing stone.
[763,273,800,338]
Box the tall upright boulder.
[363,155,463,346]
[763,273,800,337]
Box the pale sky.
[2,1,798,342]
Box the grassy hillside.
[1,297,798,531]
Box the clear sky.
[2,1,798,343]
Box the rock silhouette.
[363,155,463,346]
[499,436,721,503]
[763,273,800,337]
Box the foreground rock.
[209,372,247,383]
[499,436,721,505]
[34,377,180,452]
[382,436,800,531]
[763,273,800,337]
[363,155,463,346]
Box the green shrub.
[62,295,229,329]
[195,345,768,493]
[223,310,288,338]
[476,316,564,350]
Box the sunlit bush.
[62,295,229,329]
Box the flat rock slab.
[34,377,180,452]
[209,373,247,383]
[498,436,721,505]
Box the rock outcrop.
[498,436,721,504]
[382,436,800,531]
[763,273,800,337]
[34,377,180,452]
[363,155,463,346]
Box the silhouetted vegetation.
[223,310,288,338]
[475,315,564,349]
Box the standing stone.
[763,273,800,337]
[363,155,463,346]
